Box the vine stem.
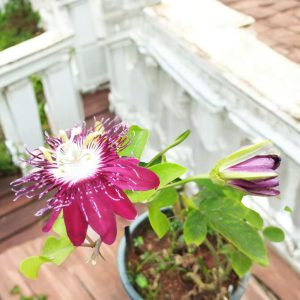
[204,239,221,292]
[157,174,210,191]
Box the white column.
[42,58,84,134]
[0,79,44,150]
[61,0,108,92]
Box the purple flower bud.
[210,141,281,196]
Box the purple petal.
[102,158,160,191]
[246,187,280,196]
[80,190,117,245]
[228,155,281,172]
[63,201,88,246]
[103,182,137,220]
[230,178,279,189]
[229,179,280,196]
[42,208,61,232]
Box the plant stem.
[145,130,190,167]
[158,174,210,191]
[125,226,133,252]
[204,238,221,292]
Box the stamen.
[95,121,105,135]
[39,147,53,163]
[59,130,69,143]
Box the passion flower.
[12,120,159,246]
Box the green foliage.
[0,0,41,51]
[263,226,285,242]
[127,163,187,203]
[119,125,149,159]
[19,214,75,279]
[135,274,149,289]
[183,210,207,246]
[134,236,144,248]
[31,75,49,131]
[148,188,178,238]
[10,285,47,300]
[190,180,268,266]
[230,250,252,278]
[146,130,190,167]
[19,256,51,280]
[0,137,19,175]
[245,209,264,230]
[10,285,21,295]
[284,206,293,213]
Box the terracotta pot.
[118,210,250,300]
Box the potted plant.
[13,120,285,300]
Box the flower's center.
[49,128,102,183]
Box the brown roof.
[220,0,300,64]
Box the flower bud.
[210,140,280,196]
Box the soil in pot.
[126,217,239,300]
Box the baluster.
[41,58,84,134]
[60,0,107,92]
[0,79,43,151]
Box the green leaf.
[184,210,207,246]
[148,209,170,239]
[263,226,285,242]
[10,285,21,295]
[210,216,268,266]
[231,250,252,278]
[52,213,67,237]
[198,197,268,266]
[195,178,244,204]
[146,130,190,166]
[41,236,75,265]
[284,206,293,213]
[148,188,178,238]
[149,188,178,208]
[19,256,51,280]
[245,209,264,230]
[127,163,186,203]
[135,274,148,289]
[119,125,149,159]
[199,194,248,218]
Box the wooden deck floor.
[1,88,300,300]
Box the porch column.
[41,56,84,134]
[0,79,44,151]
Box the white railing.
[0,31,83,155]
[0,0,160,159]
[105,0,300,271]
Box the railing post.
[41,56,84,134]
[58,0,108,92]
[0,79,44,151]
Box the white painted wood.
[0,31,74,89]
[0,93,19,145]
[57,0,108,92]
[0,79,43,150]
[41,57,84,134]
[105,0,300,271]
